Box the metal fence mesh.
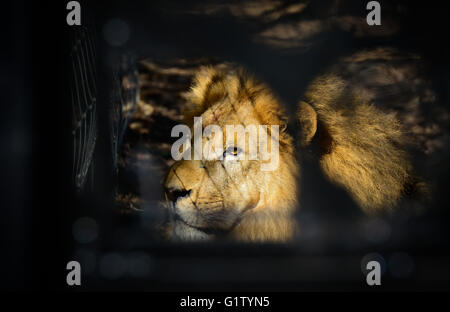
[71,25,139,193]
[71,26,97,192]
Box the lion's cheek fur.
[228,153,300,242]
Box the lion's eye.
[224,146,242,158]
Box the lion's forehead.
[201,100,263,127]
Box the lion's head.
[164,66,299,242]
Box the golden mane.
[300,74,426,212]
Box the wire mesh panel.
[71,26,97,192]
[70,19,139,193]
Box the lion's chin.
[172,220,214,241]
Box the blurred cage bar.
[70,26,97,192]
[110,54,140,186]
[70,25,140,193]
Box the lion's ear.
[297,101,317,147]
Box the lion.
[163,65,425,242]
[299,74,427,212]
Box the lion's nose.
[165,188,192,203]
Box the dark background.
[2,0,450,291]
